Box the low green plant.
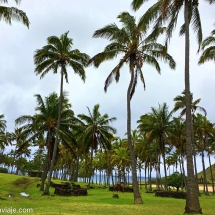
[0,167,8,173]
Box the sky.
[0,0,215,174]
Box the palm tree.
[15,92,75,192]
[172,90,206,192]
[169,117,187,188]
[0,0,29,27]
[207,132,215,195]
[111,146,131,186]
[173,90,207,117]
[198,25,215,64]
[88,11,175,204]
[194,114,213,196]
[74,104,117,189]
[0,114,7,151]
[131,0,215,212]
[34,32,89,194]
[137,103,173,191]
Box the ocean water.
[77,174,149,184]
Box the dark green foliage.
[167,172,184,191]
[155,190,186,199]
[0,167,8,173]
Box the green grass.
[0,173,215,215]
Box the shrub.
[0,167,8,173]
[167,172,184,191]
[155,190,186,199]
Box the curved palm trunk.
[44,68,64,195]
[127,55,143,204]
[184,1,202,213]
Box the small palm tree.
[88,11,175,204]
[137,103,173,190]
[172,90,207,117]
[0,0,29,27]
[75,104,117,189]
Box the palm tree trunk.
[87,147,93,189]
[184,1,202,213]
[181,155,187,190]
[144,163,147,190]
[208,154,215,195]
[40,153,49,191]
[127,54,143,204]
[201,149,209,195]
[161,137,168,191]
[192,117,200,194]
[44,67,64,195]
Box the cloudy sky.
[0,1,215,173]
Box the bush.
[0,167,8,173]
[167,172,184,191]
[155,190,186,199]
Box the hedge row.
[155,191,186,199]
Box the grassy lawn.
[0,173,215,215]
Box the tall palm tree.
[131,0,215,212]
[88,11,175,204]
[34,32,89,194]
[74,104,117,189]
[198,25,215,64]
[0,0,29,27]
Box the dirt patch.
[12,177,33,189]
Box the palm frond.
[164,4,181,44]
[144,27,166,43]
[47,35,63,52]
[104,59,125,92]
[68,60,86,82]
[130,70,138,100]
[0,5,29,28]
[137,1,162,32]
[191,6,202,50]
[131,0,146,11]
[198,46,215,64]
[201,36,215,50]
[138,68,146,90]
[142,54,161,73]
